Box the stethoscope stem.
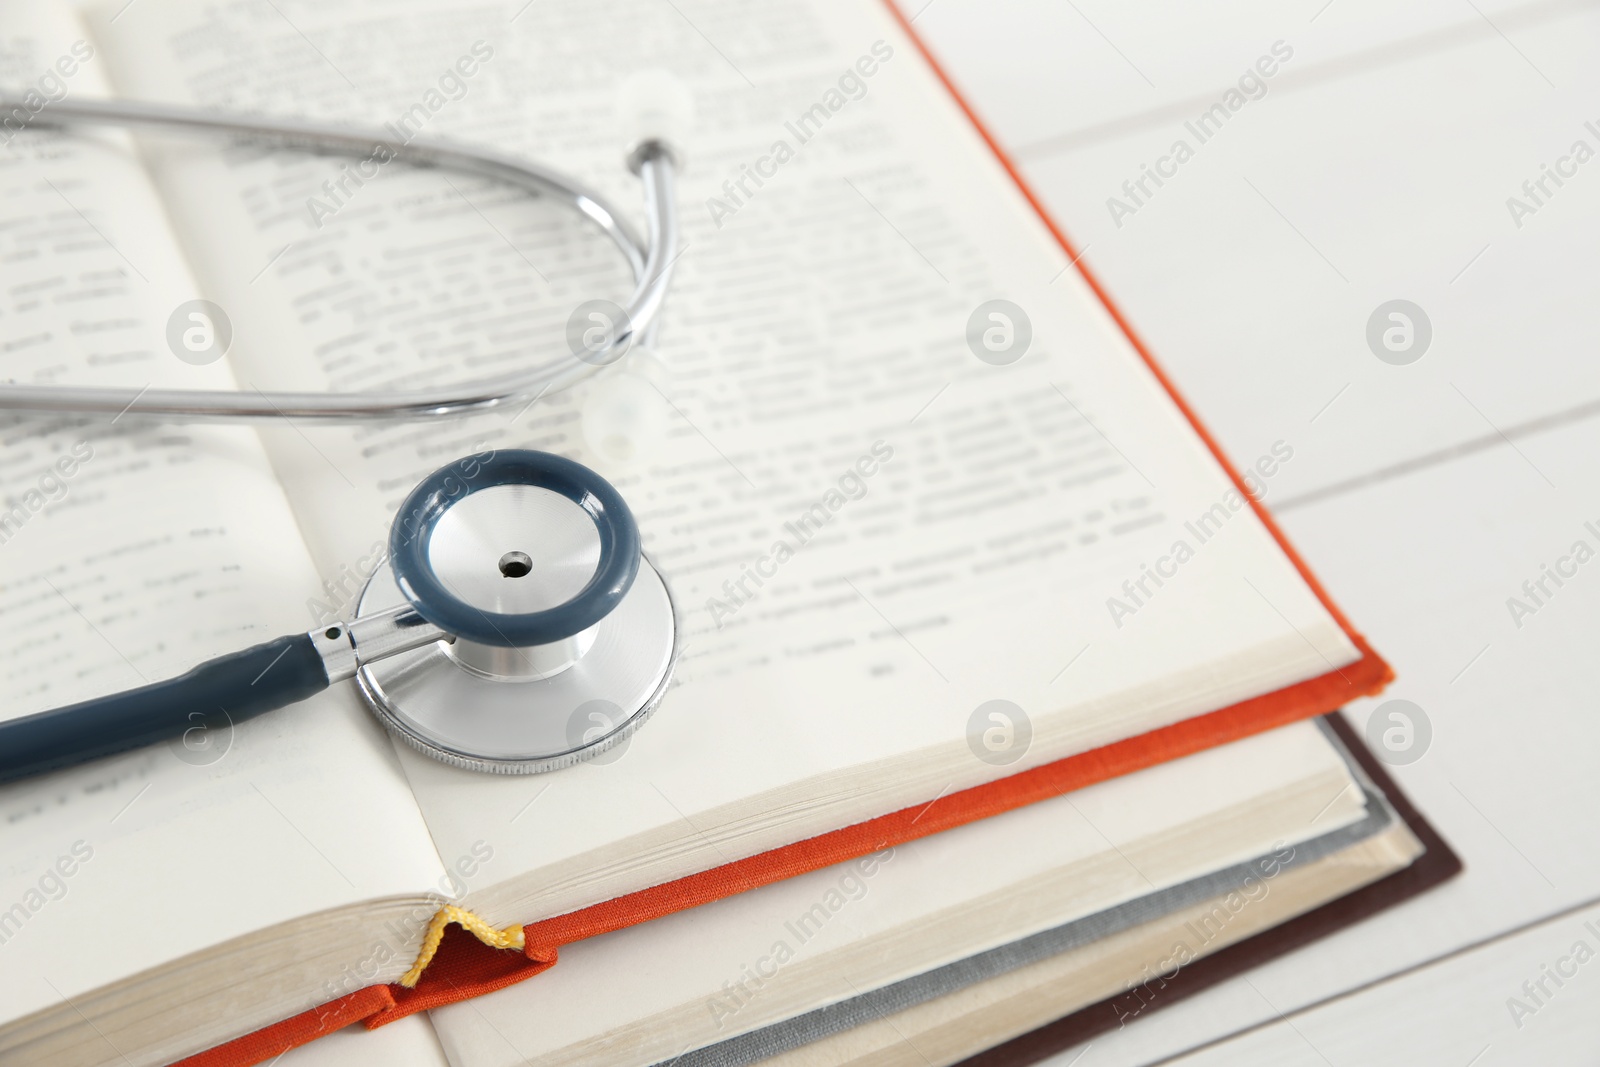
[312,604,451,685]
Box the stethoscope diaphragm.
[355,450,677,773]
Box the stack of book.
[0,0,1456,1064]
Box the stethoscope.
[0,81,690,783]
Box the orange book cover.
[176,7,1392,1065]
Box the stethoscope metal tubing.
[0,97,679,422]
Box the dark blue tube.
[0,633,328,784]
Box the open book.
[0,0,1389,1063]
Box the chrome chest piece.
[0,449,677,783]
[354,449,678,773]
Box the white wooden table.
[901,0,1600,1063]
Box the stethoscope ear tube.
[0,633,330,785]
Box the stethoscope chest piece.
[354,451,677,774]
[0,449,677,785]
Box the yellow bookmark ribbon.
[399,905,526,988]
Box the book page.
[0,0,445,1026]
[90,0,1364,916]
